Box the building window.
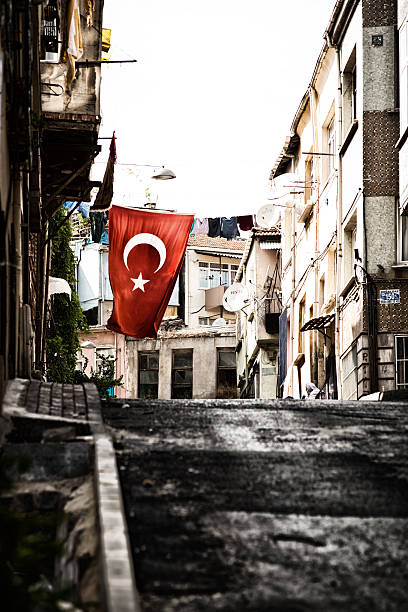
[199,261,240,289]
[400,19,408,131]
[217,349,237,398]
[326,116,336,178]
[138,352,159,399]
[351,65,357,120]
[230,265,239,284]
[395,336,408,389]
[319,275,325,311]
[343,48,357,135]
[172,350,193,399]
[304,157,315,203]
[344,214,357,284]
[398,214,408,262]
[41,0,60,62]
[298,298,305,354]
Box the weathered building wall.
[41,0,103,115]
[126,330,236,399]
[362,0,399,275]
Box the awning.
[194,250,243,259]
[260,241,281,250]
[300,313,335,332]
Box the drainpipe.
[290,196,296,396]
[310,86,320,386]
[13,174,23,377]
[330,39,343,399]
[186,250,190,327]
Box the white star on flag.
[131,273,150,292]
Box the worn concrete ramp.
[102,398,408,612]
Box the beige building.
[77,232,245,398]
[272,0,405,399]
[235,229,281,398]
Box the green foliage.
[74,354,123,398]
[46,209,88,383]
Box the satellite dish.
[223,282,250,312]
[256,204,279,229]
[212,317,226,327]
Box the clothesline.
[190,215,254,240]
[65,201,256,244]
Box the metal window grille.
[395,336,408,389]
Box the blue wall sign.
[379,289,400,304]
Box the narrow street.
[101,398,408,612]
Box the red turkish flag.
[107,205,194,338]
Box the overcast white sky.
[97,0,336,218]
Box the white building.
[272,0,405,400]
[235,229,281,399]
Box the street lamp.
[151,167,176,180]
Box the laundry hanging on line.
[189,214,255,239]
[221,217,239,240]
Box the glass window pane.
[140,370,158,384]
[174,369,193,384]
[148,354,159,369]
[139,355,148,370]
[140,384,158,399]
[218,351,236,367]
[397,361,404,386]
[173,351,193,368]
[402,217,408,261]
[172,386,192,399]
[199,265,209,289]
[221,268,229,285]
[397,338,404,359]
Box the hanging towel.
[189,219,195,235]
[221,217,239,240]
[208,217,221,237]
[193,218,209,235]
[90,211,108,243]
[237,215,254,231]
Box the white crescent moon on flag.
[123,233,167,273]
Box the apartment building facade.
[235,229,282,399]
[274,0,406,399]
